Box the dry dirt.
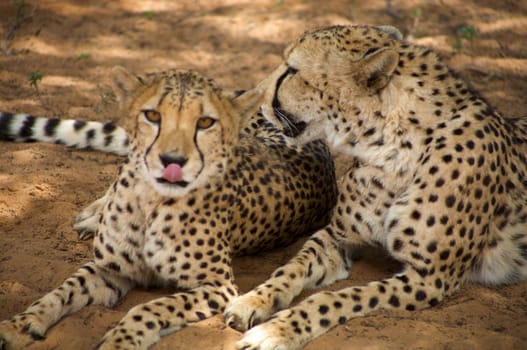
[0,1,526,349]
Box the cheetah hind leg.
[73,192,108,240]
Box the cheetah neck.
[328,83,421,181]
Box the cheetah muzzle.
[271,66,307,138]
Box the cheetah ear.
[375,25,403,41]
[229,87,264,116]
[111,66,144,103]
[355,47,399,93]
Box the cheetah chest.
[93,175,234,289]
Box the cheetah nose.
[160,154,187,167]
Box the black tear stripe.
[44,118,61,137]
[193,126,205,179]
[271,69,292,111]
[144,117,162,170]
[271,67,306,137]
[0,112,14,139]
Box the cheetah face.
[113,68,245,197]
[136,98,229,197]
[258,25,402,151]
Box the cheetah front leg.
[225,226,354,332]
[96,280,238,350]
[225,164,388,332]
[231,177,473,349]
[236,266,451,350]
[0,261,133,350]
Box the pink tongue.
[162,163,183,183]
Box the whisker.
[274,107,299,136]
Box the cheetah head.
[112,67,260,197]
[256,25,403,153]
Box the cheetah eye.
[196,116,216,130]
[143,109,161,123]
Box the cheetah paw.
[225,293,275,332]
[0,317,46,350]
[236,318,299,350]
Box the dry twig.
[1,1,38,56]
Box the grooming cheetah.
[0,67,338,349]
[224,25,527,350]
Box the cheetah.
[0,66,338,349]
[224,24,527,350]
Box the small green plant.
[143,11,155,20]
[455,25,477,51]
[78,52,92,60]
[28,70,43,93]
[457,25,477,40]
[412,7,422,17]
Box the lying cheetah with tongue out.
[0,66,337,350]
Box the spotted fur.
[0,67,337,350]
[225,25,527,350]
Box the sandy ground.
[0,1,526,349]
